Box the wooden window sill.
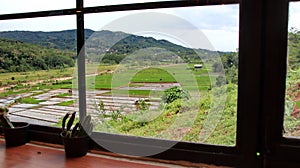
[0,138,228,168]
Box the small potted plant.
[60,112,93,158]
[0,106,29,147]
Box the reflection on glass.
[0,16,77,126]
[84,5,239,147]
[0,0,75,15]
[284,2,300,138]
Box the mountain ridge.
[0,29,226,71]
[0,29,223,53]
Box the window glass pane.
[284,2,300,138]
[84,4,239,152]
[85,0,177,7]
[0,15,77,126]
[0,0,75,15]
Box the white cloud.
[85,5,240,51]
[161,5,239,31]
[0,0,75,14]
[202,29,239,52]
[0,2,240,51]
[0,15,76,31]
[289,2,300,30]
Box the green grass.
[55,93,70,98]
[0,68,74,86]
[0,64,212,97]
[89,65,212,92]
[85,74,113,90]
[131,68,176,83]
[18,97,45,104]
[95,84,238,146]
[96,107,178,137]
[102,90,162,97]
[0,65,116,98]
[128,83,145,87]
[86,64,117,75]
[97,99,207,142]
[57,100,75,106]
[296,100,300,108]
[94,74,114,89]
[0,79,72,98]
[88,67,179,91]
[1,63,238,145]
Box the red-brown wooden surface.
[0,139,167,168]
[0,139,228,168]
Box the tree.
[216,75,227,87]
[212,62,223,72]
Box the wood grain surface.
[0,139,167,168]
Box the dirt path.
[295,92,300,102]
[0,76,73,93]
[0,70,109,94]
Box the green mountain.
[0,29,225,72]
[0,29,219,52]
[0,38,75,72]
[0,29,94,51]
[85,30,205,64]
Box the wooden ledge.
[0,139,228,168]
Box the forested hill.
[0,29,188,52]
[0,29,226,72]
[0,39,75,72]
[0,29,94,51]
[85,30,212,63]
[0,29,223,58]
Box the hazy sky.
[0,1,299,52]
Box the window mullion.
[77,0,87,120]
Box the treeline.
[0,39,75,72]
[0,29,94,51]
[87,33,220,64]
[212,52,238,86]
[288,28,300,70]
[210,27,300,86]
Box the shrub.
[162,86,190,103]
[134,99,150,111]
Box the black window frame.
[262,0,300,167]
[1,0,299,167]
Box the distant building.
[194,64,203,69]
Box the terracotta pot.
[4,122,29,147]
[60,133,89,158]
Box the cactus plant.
[0,106,29,147]
[0,106,14,129]
[61,112,93,138]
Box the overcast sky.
[0,1,299,52]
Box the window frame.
[2,0,292,167]
[262,0,300,167]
